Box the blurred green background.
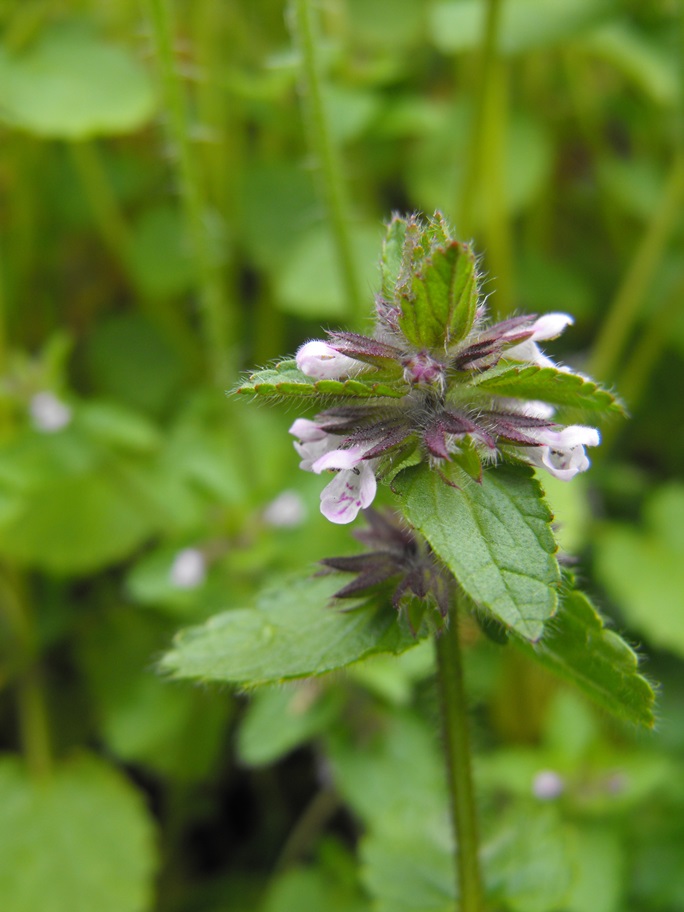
[0,1,682,911]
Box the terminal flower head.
[240,213,622,524]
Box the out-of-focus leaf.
[594,483,684,657]
[347,640,434,705]
[84,314,185,416]
[513,590,655,727]
[581,22,678,105]
[409,108,552,225]
[160,574,423,686]
[429,0,616,55]
[127,205,194,299]
[77,606,231,780]
[76,401,161,453]
[274,224,382,318]
[0,754,157,912]
[471,363,625,414]
[237,683,342,767]
[563,825,624,912]
[345,0,428,48]
[394,464,560,641]
[485,806,574,912]
[325,86,381,142]
[538,473,590,555]
[263,865,370,912]
[0,23,156,138]
[597,156,666,221]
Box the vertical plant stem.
[145,0,234,385]
[2,573,52,779]
[481,59,515,316]
[587,153,684,383]
[458,0,505,238]
[435,602,484,912]
[69,140,131,266]
[290,0,363,323]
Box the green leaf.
[0,23,157,138]
[429,0,616,56]
[513,589,655,727]
[470,363,625,414]
[594,483,684,659]
[236,360,408,399]
[398,242,478,349]
[0,754,157,912]
[160,574,422,687]
[380,216,408,302]
[237,684,343,767]
[394,464,560,640]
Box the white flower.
[29,391,72,433]
[319,462,377,524]
[532,770,565,800]
[296,340,366,379]
[520,425,600,481]
[169,547,206,589]
[263,490,307,527]
[505,313,574,369]
[289,420,378,523]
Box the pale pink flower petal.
[504,313,574,368]
[311,444,370,474]
[520,425,600,481]
[319,463,377,524]
[296,340,365,379]
[288,417,328,442]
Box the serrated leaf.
[398,242,478,349]
[236,360,408,399]
[470,363,624,413]
[393,464,560,640]
[160,574,422,687]
[513,589,655,727]
[380,216,408,301]
[0,754,157,912]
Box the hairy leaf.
[394,464,560,640]
[160,574,422,687]
[236,360,408,399]
[514,589,655,727]
[470,363,625,414]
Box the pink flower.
[295,340,367,380]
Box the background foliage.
[0,1,682,910]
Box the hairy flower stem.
[435,600,484,912]
[145,0,234,385]
[290,0,363,323]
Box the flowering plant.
[240,213,621,526]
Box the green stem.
[69,140,131,267]
[1,573,52,778]
[481,59,515,316]
[458,0,505,238]
[290,0,363,323]
[435,603,484,912]
[587,153,684,383]
[144,0,235,385]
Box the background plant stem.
[145,0,235,385]
[435,602,484,912]
[290,0,363,323]
[588,152,684,383]
[458,0,504,239]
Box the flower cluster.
[241,213,619,524]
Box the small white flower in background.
[169,547,206,589]
[29,391,72,433]
[532,770,565,800]
[296,340,367,379]
[263,490,307,528]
